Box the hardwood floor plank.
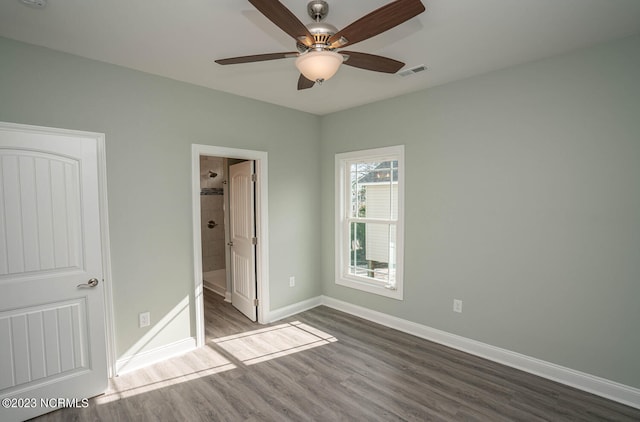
[31,290,640,421]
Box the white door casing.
[0,124,108,421]
[191,145,269,347]
[229,161,257,322]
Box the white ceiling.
[1,0,640,115]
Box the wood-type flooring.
[32,289,640,421]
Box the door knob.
[77,278,99,288]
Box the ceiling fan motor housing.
[307,22,339,49]
[297,1,341,53]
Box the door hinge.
[253,298,259,307]
[252,237,257,245]
[251,174,257,182]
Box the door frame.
[191,144,269,347]
[0,121,116,378]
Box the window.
[335,145,404,300]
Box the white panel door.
[0,124,107,421]
[229,161,256,321]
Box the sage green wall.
[320,35,640,388]
[0,37,322,358]
[2,32,639,390]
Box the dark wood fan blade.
[341,51,404,73]
[297,74,315,90]
[249,0,314,46]
[215,52,298,65]
[329,0,425,48]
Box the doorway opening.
[199,155,233,304]
[191,145,269,348]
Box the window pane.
[349,222,367,274]
[388,224,397,284]
[349,165,366,218]
[350,160,398,220]
[349,221,396,283]
[390,160,398,220]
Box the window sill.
[336,276,403,300]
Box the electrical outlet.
[289,276,295,287]
[453,299,463,313]
[139,312,150,328]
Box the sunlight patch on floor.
[93,321,336,405]
[95,349,236,404]
[213,321,337,365]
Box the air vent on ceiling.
[397,64,429,77]
[19,0,47,8]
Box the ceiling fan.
[215,0,426,90]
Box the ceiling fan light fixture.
[295,50,343,83]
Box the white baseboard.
[115,337,196,376]
[267,296,323,323]
[203,282,226,299]
[114,294,640,409]
[224,291,232,303]
[320,295,640,410]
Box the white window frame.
[335,145,405,300]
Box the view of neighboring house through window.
[335,145,404,300]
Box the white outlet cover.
[453,300,463,313]
[139,312,150,327]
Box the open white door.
[228,161,257,321]
[0,124,108,421]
